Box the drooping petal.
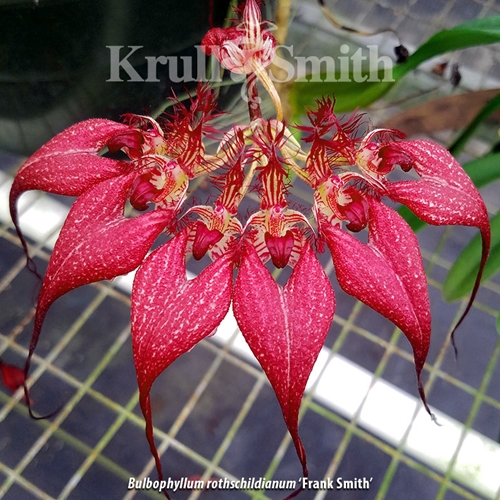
[25,174,173,416]
[324,198,433,415]
[131,229,233,488]
[233,240,335,478]
[9,119,129,272]
[368,197,431,337]
[386,139,491,340]
[386,140,489,228]
[10,119,128,200]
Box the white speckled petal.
[387,140,489,231]
[11,119,128,200]
[131,229,233,391]
[39,174,173,308]
[24,173,174,417]
[325,198,433,414]
[388,139,490,338]
[9,119,130,271]
[233,240,335,477]
[131,229,233,484]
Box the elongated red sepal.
[11,119,128,198]
[233,241,335,477]
[9,119,129,274]
[387,140,491,344]
[324,198,433,415]
[131,229,233,489]
[26,174,173,417]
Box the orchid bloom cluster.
[10,1,490,498]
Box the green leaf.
[443,211,500,302]
[462,152,500,189]
[448,93,500,156]
[398,204,426,232]
[397,16,500,76]
[288,75,394,115]
[288,16,500,114]
[496,312,500,335]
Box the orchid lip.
[265,229,294,268]
[192,222,224,260]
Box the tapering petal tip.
[323,198,432,408]
[387,140,491,337]
[233,240,335,476]
[131,229,234,487]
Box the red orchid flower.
[202,0,282,122]
[235,122,336,481]
[9,85,220,417]
[306,97,490,413]
[233,239,335,479]
[9,1,491,498]
[128,119,335,495]
[201,0,276,75]
[131,228,235,483]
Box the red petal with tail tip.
[9,119,129,273]
[324,197,433,415]
[25,174,173,417]
[10,119,128,200]
[386,140,490,342]
[233,240,335,483]
[131,229,233,491]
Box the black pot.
[0,0,230,155]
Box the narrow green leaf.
[396,16,500,76]
[288,16,500,114]
[462,152,500,188]
[448,93,500,156]
[443,211,500,302]
[496,312,500,335]
[398,204,426,232]
[288,74,393,115]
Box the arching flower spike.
[9,1,493,497]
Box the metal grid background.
[1,1,500,499]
